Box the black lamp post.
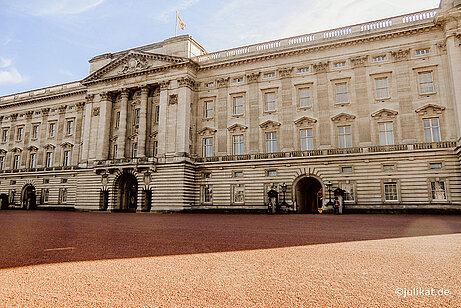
[280,183,287,207]
[326,181,333,206]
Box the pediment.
[27,145,39,152]
[331,113,356,123]
[415,104,445,116]
[294,116,318,127]
[61,142,74,149]
[371,108,398,120]
[198,127,217,136]
[43,143,56,150]
[227,123,248,133]
[82,50,186,83]
[0,148,7,155]
[259,120,281,130]
[11,146,23,153]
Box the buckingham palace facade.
[1,1,461,213]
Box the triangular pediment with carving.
[0,149,6,155]
[27,145,39,152]
[415,104,445,116]
[82,50,186,83]
[331,113,356,123]
[294,116,318,127]
[259,120,281,130]
[61,142,74,149]
[371,108,398,120]
[12,146,23,153]
[198,127,217,136]
[44,144,56,150]
[227,123,248,133]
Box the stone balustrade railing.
[193,9,438,64]
[0,81,83,103]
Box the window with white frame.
[155,105,160,123]
[233,135,244,155]
[29,153,36,168]
[232,185,245,203]
[32,125,39,139]
[63,150,70,166]
[132,143,138,157]
[46,152,53,168]
[334,61,346,68]
[264,92,276,111]
[0,156,4,170]
[233,171,243,177]
[153,141,158,157]
[299,88,311,108]
[134,108,140,126]
[418,72,434,94]
[17,127,23,141]
[60,188,68,203]
[265,132,277,153]
[341,166,352,173]
[1,129,8,142]
[298,67,309,73]
[233,77,243,83]
[423,118,441,142]
[203,138,213,157]
[335,83,348,103]
[67,120,74,135]
[267,170,277,177]
[342,183,355,201]
[205,82,214,88]
[429,163,442,169]
[49,123,56,137]
[233,96,244,115]
[338,126,352,148]
[13,155,20,169]
[202,186,212,203]
[430,181,447,201]
[42,188,50,203]
[373,55,386,62]
[375,78,389,99]
[264,72,275,78]
[300,129,313,151]
[113,144,118,159]
[204,100,213,118]
[378,122,394,145]
[115,111,121,128]
[416,49,430,55]
[384,182,398,201]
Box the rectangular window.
[46,152,53,168]
[423,118,441,142]
[299,88,311,107]
[132,143,138,157]
[416,49,430,55]
[60,188,68,203]
[335,83,348,103]
[155,106,160,123]
[300,129,313,151]
[431,181,447,200]
[264,92,276,111]
[233,171,243,177]
[429,163,442,169]
[203,138,213,157]
[67,120,74,135]
[383,164,395,172]
[49,123,56,137]
[0,156,4,170]
[17,127,23,141]
[13,155,20,169]
[265,132,277,153]
[373,56,386,62]
[32,125,39,139]
[264,72,275,78]
[29,153,36,168]
[334,62,346,68]
[203,172,211,179]
[204,100,213,118]
[233,185,245,203]
[63,150,70,166]
[384,182,398,201]
[341,166,353,173]
[205,82,214,88]
[375,78,389,99]
[233,96,244,115]
[338,126,352,148]
[342,183,355,201]
[2,129,8,142]
[378,122,394,145]
[113,144,118,159]
[42,188,50,203]
[233,135,244,155]
[419,72,434,94]
[116,111,121,128]
[267,170,277,177]
[233,77,243,83]
[202,186,212,203]
[153,141,158,157]
[298,67,309,73]
[134,108,140,125]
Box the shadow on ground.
[0,211,460,269]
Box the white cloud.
[158,0,200,22]
[0,67,27,85]
[8,0,104,16]
[0,58,12,69]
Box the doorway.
[117,173,138,211]
[294,177,323,213]
[22,184,36,210]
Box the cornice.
[0,90,87,109]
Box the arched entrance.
[116,173,138,211]
[294,176,323,213]
[21,184,36,210]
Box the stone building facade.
[1,1,460,213]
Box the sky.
[0,0,441,96]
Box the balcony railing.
[0,81,83,103]
[94,156,158,166]
[194,141,457,163]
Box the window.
[233,171,243,177]
[233,96,244,115]
[203,138,213,157]
[267,170,277,177]
[342,183,355,201]
[205,82,214,88]
[132,143,138,157]
[233,77,243,83]
[300,129,313,151]
[60,188,68,203]
[63,150,70,167]
[42,188,50,203]
[334,61,346,68]
[155,106,160,123]
[202,186,212,203]
[17,127,23,141]
[46,152,53,168]
[204,100,213,118]
[43,179,50,184]
[335,83,348,103]
[134,108,140,125]
[13,155,20,169]
[61,178,68,183]
[264,72,275,78]
[233,135,244,155]
[375,78,389,99]
[2,129,8,142]
[32,125,39,139]
[113,144,118,159]
[373,55,386,62]
[299,88,311,108]
[29,153,36,168]
[49,123,56,137]
[115,111,121,128]
[384,182,398,201]
[338,126,352,148]
[430,181,447,201]
[203,172,211,179]
[0,156,4,170]
[416,49,430,55]
[67,120,74,135]
[423,118,441,142]
[153,141,158,157]
[430,163,442,169]
[233,185,245,203]
[341,167,352,173]
[265,132,277,153]
[298,67,309,73]
[264,92,276,111]
[418,72,434,94]
[378,122,394,145]
[383,164,395,172]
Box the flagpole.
[175,11,178,36]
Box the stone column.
[23,111,34,166]
[138,86,149,157]
[37,108,50,167]
[445,32,461,141]
[351,56,371,146]
[314,62,332,148]
[176,77,195,156]
[6,113,18,169]
[96,92,113,161]
[157,81,169,157]
[279,67,294,151]
[56,105,67,166]
[117,89,129,158]
[74,102,85,166]
[216,77,229,154]
[81,95,94,163]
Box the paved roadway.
[0,211,460,307]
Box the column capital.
[85,94,94,103]
[160,80,170,90]
[141,86,149,95]
[25,111,34,119]
[120,88,129,98]
[99,92,115,101]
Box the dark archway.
[295,177,323,213]
[117,173,138,211]
[21,184,36,210]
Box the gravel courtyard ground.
[0,211,459,307]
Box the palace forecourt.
[0,1,461,213]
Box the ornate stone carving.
[371,108,398,120]
[178,77,198,90]
[259,120,281,130]
[41,108,50,116]
[278,67,293,78]
[85,94,94,103]
[294,116,318,127]
[391,49,410,61]
[120,88,129,98]
[92,107,100,116]
[76,102,85,111]
[331,113,356,123]
[120,56,150,74]
[0,149,7,155]
[168,94,178,105]
[313,62,329,73]
[25,111,34,119]
[58,105,67,114]
[160,80,170,90]
[198,127,217,136]
[10,113,18,121]
[415,104,446,116]
[227,123,248,133]
[60,142,74,149]
[143,172,152,184]
[27,145,39,152]
[44,143,56,150]
[350,55,368,67]
[245,72,260,83]
[11,146,23,153]
[109,136,118,142]
[149,131,158,139]
[216,77,229,88]
[99,92,114,101]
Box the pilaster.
[138,86,149,157]
[117,89,129,158]
[81,95,94,162]
[96,92,113,161]
[157,81,169,157]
